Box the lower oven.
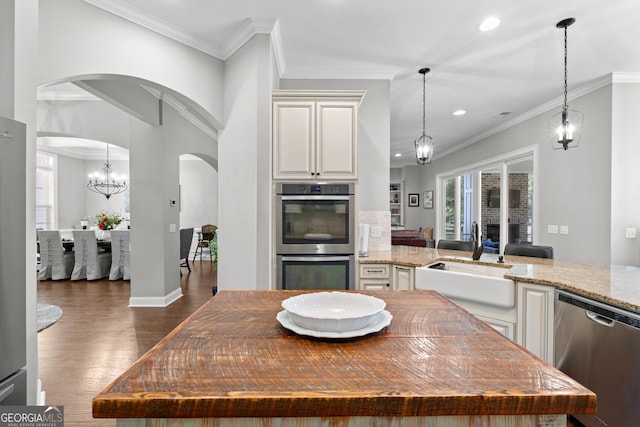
[276,255,355,290]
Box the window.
[436,147,537,253]
[36,153,56,230]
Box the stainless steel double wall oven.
[276,183,355,290]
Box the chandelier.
[415,67,434,165]
[87,144,128,199]
[549,17,583,150]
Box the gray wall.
[401,84,616,265]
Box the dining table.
[62,239,111,252]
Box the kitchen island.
[360,246,640,313]
[93,290,595,426]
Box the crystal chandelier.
[87,144,128,199]
[415,68,434,165]
[549,18,583,150]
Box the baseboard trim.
[128,288,183,307]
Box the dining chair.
[504,243,554,259]
[436,239,474,251]
[71,230,112,280]
[180,228,194,273]
[193,224,217,263]
[37,230,75,280]
[109,230,131,280]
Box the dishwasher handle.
[586,310,615,327]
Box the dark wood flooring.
[37,260,217,426]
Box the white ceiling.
[49,0,640,166]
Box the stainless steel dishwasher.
[555,290,640,427]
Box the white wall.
[38,0,224,125]
[179,156,218,230]
[218,34,274,291]
[611,82,640,265]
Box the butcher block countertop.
[93,290,595,421]
[360,246,640,313]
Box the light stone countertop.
[359,246,640,314]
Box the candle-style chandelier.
[87,143,128,199]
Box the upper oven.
[276,183,355,255]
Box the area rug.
[37,304,63,332]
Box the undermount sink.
[415,261,516,308]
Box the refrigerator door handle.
[0,383,15,403]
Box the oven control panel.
[278,183,353,195]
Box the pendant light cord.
[563,25,569,113]
[422,71,426,134]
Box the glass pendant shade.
[415,132,433,165]
[414,67,433,165]
[549,108,583,150]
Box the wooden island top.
[93,290,595,425]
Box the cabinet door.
[473,314,515,340]
[273,101,315,179]
[316,101,357,180]
[517,282,555,363]
[392,265,414,290]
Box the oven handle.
[280,255,352,262]
[280,195,351,201]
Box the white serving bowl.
[281,292,386,332]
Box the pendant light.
[549,17,583,150]
[415,67,434,165]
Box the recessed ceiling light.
[453,110,467,116]
[478,16,501,32]
[394,153,402,157]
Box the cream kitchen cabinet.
[516,281,555,363]
[358,263,414,290]
[391,265,414,290]
[358,264,391,290]
[273,91,365,181]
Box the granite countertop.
[359,246,640,313]
[93,290,595,420]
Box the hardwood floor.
[37,261,217,426]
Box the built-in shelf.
[390,183,403,228]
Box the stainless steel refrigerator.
[0,116,27,405]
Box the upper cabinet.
[273,91,365,181]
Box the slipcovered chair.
[193,224,217,263]
[71,230,112,280]
[437,239,474,252]
[504,243,554,259]
[109,230,131,280]
[180,228,194,273]
[37,230,74,280]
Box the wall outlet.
[626,228,637,239]
[548,224,558,234]
[560,225,569,235]
[370,226,382,238]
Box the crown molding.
[435,73,615,159]
[611,72,640,83]
[281,67,399,81]
[82,0,225,58]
